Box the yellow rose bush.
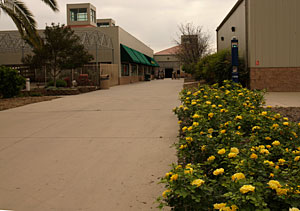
[158,81,300,210]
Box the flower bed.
[158,81,300,210]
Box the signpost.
[231,37,239,83]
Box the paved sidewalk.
[0,79,183,211]
[265,92,300,107]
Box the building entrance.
[165,68,173,78]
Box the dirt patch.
[0,96,60,111]
[270,107,300,122]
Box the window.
[121,64,129,76]
[97,22,110,27]
[131,65,137,76]
[90,9,96,23]
[70,8,87,21]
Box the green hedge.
[158,81,300,210]
[195,50,249,87]
[0,66,26,98]
[47,79,67,88]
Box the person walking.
[177,70,180,79]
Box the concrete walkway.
[0,79,182,211]
[265,92,300,107]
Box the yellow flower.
[252,126,261,131]
[193,114,200,118]
[191,102,197,105]
[275,165,280,169]
[228,153,237,158]
[193,122,199,126]
[232,173,246,182]
[230,147,239,154]
[182,126,187,132]
[272,141,280,146]
[283,122,289,126]
[266,145,271,149]
[236,131,241,136]
[162,189,171,198]
[268,180,282,189]
[278,159,285,165]
[270,173,274,178]
[186,137,193,142]
[213,168,224,176]
[240,185,255,194]
[165,172,172,177]
[207,156,216,161]
[283,117,289,121]
[175,165,182,169]
[214,203,227,210]
[208,128,214,134]
[188,126,193,131]
[267,105,272,108]
[206,101,212,105]
[170,174,178,181]
[178,120,182,124]
[184,107,189,111]
[187,91,191,95]
[218,104,223,108]
[272,124,279,129]
[290,208,300,211]
[201,145,206,151]
[231,205,238,211]
[276,188,288,196]
[208,113,214,118]
[212,104,216,108]
[220,129,226,134]
[235,115,242,120]
[218,149,226,155]
[298,123,300,127]
[250,153,258,159]
[179,145,187,149]
[260,149,270,154]
[191,179,205,187]
[265,137,272,141]
[261,111,267,116]
[295,156,300,162]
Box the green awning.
[121,44,141,64]
[149,57,160,67]
[121,44,154,66]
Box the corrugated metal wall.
[217,0,246,58]
[249,0,300,68]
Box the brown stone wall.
[119,76,131,85]
[250,67,300,91]
[130,76,139,83]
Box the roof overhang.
[216,0,244,31]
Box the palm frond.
[40,0,58,11]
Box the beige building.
[154,46,181,78]
[217,0,300,91]
[0,3,159,86]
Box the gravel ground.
[270,107,300,123]
[0,96,60,111]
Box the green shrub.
[47,79,67,87]
[158,81,300,210]
[0,66,26,98]
[195,50,249,87]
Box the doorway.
[165,68,173,78]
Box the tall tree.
[175,23,210,74]
[0,0,58,49]
[23,23,93,87]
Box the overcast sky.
[0,0,237,52]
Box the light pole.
[231,37,239,83]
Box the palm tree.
[0,0,58,49]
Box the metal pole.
[231,37,239,83]
[95,40,99,87]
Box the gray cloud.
[0,0,237,52]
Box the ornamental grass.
[158,81,300,211]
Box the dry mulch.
[270,107,300,123]
[0,96,60,111]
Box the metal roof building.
[217,0,300,91]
